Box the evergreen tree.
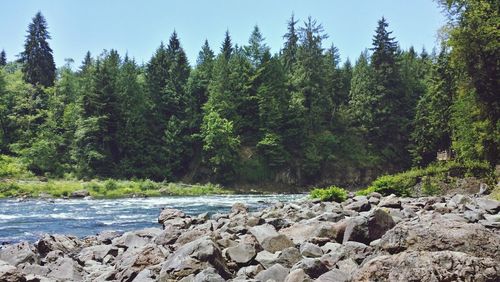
[221,30,233,60]
[19,12,56,87]
[369,17,409,168]
[282,13,299,73]
[0,50,6,66]
[411,49,454,165]
[244,25,270,67]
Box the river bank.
[1,192,499,281]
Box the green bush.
[0,155,32,178]
[104,179,118,190]
[357,160,493,196]
[310,186,348,202]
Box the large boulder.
[44,254,83,281]
[255,263,289,282]
[377,213,500,259]
[343,209,395,244]
[113,243,167,281]
[226,242,257,264]
[77,244,118,263]
[36,234,81,257]
[159,236,230,281]
[475,198,500,214]
[249,224,294,253]
[284,268,312,282]
[158,208,192,229]
[0,242,39,266]
[291,258,329,279]
[316,269,350,282]
[353,251,499,281]
[112,228,161,250]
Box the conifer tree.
[244,25,269,67]
[19,12,56,87]
[221,30,233,60]
[282,13,299,73]
[0,50,6,66]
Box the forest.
[0,0,498,190]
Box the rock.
[36,234,81,257]
[226,242,257,264]
[0,260,27,282]
[45,256,83,281]
[344,199,371,212]
[255,250,280,269]
[77,244,117,263]
[343,209,395,244]
[70,189,90,198]
[368,197,380,205]
[193,267,225,282]
[159,236,230,281]
[279,223,317,245]
[175,229,209,246]
[369,192,382,199]
[114,243,166,281]
[276,247,302,268]
[341,242,372,264]
[0,242,39,266]
[255,263,289,282]
[231,202,248,214]
[154,225,181,245]
[316,269,350,282]
[284,268,312,282]
[250,224,294,253]
[299,242,323,258]
[476,198,500,214]
[336,258,358,275]
[353,251,499,281]
[158,208,192,229]
[463,209,483,222]
[291,258,329,279]
[236,264,264,279]
[378,194,402,209]
[377,213,500,258]
[96,230,121,244]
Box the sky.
[0,0,446,68]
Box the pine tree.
[221,30,233,60]
[244,25,269,67]
[369,17,409,167]
[0,50,6,66]
[282,13,299,73]
[19,12,56,87]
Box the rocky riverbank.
[1,192,499,281]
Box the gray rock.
[291,258,328,279]
[250,224,294,253]
[236,264,264,279]
[377,213,500,258]
[343,209,395,244]
[299,242,323,258]
[255,250,280,269]
[159,236,230,281]
[353,251,499,281]
[77,244,117,263]
[112,228,160,250]
[463,209,484,222]
[45,256,83,281]
[193,267,225,282]
[0,260,27,282]
[378,194,402,209]
[70,189,90,198]
[284,268,312,282]
[114,243,166,281]
[276,247,302,268]
[344,199,371,212]
[231,202,248,214]
[0,242,39,266]
[96,230,121,244]
[255,263,289,282]
[336,258,358,275]
[226,242,257,264]
[476,198,500,214]
[36,234,81,257]
[154,225,181,245]
[316,269,350,282]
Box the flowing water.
[0,194,306,243]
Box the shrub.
[104,179,118,190]
[310,186,348,202]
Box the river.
[0,194,306,243]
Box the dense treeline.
[0,0,497,188]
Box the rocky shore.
[1,192,499,281]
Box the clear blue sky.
[0,0,445,68]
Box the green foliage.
[357,161,492,196]
[310,186,348,202]
[0,155,32,178]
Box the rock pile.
[1,193,499,281]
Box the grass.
[310,185,348,202]
[356,160,493,197]
[0,179,233,199]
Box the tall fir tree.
[221,30,233,60]
[244,25,270,67]
[282,13,299,73]
[19,12,56,87]
[0,50,6,66]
